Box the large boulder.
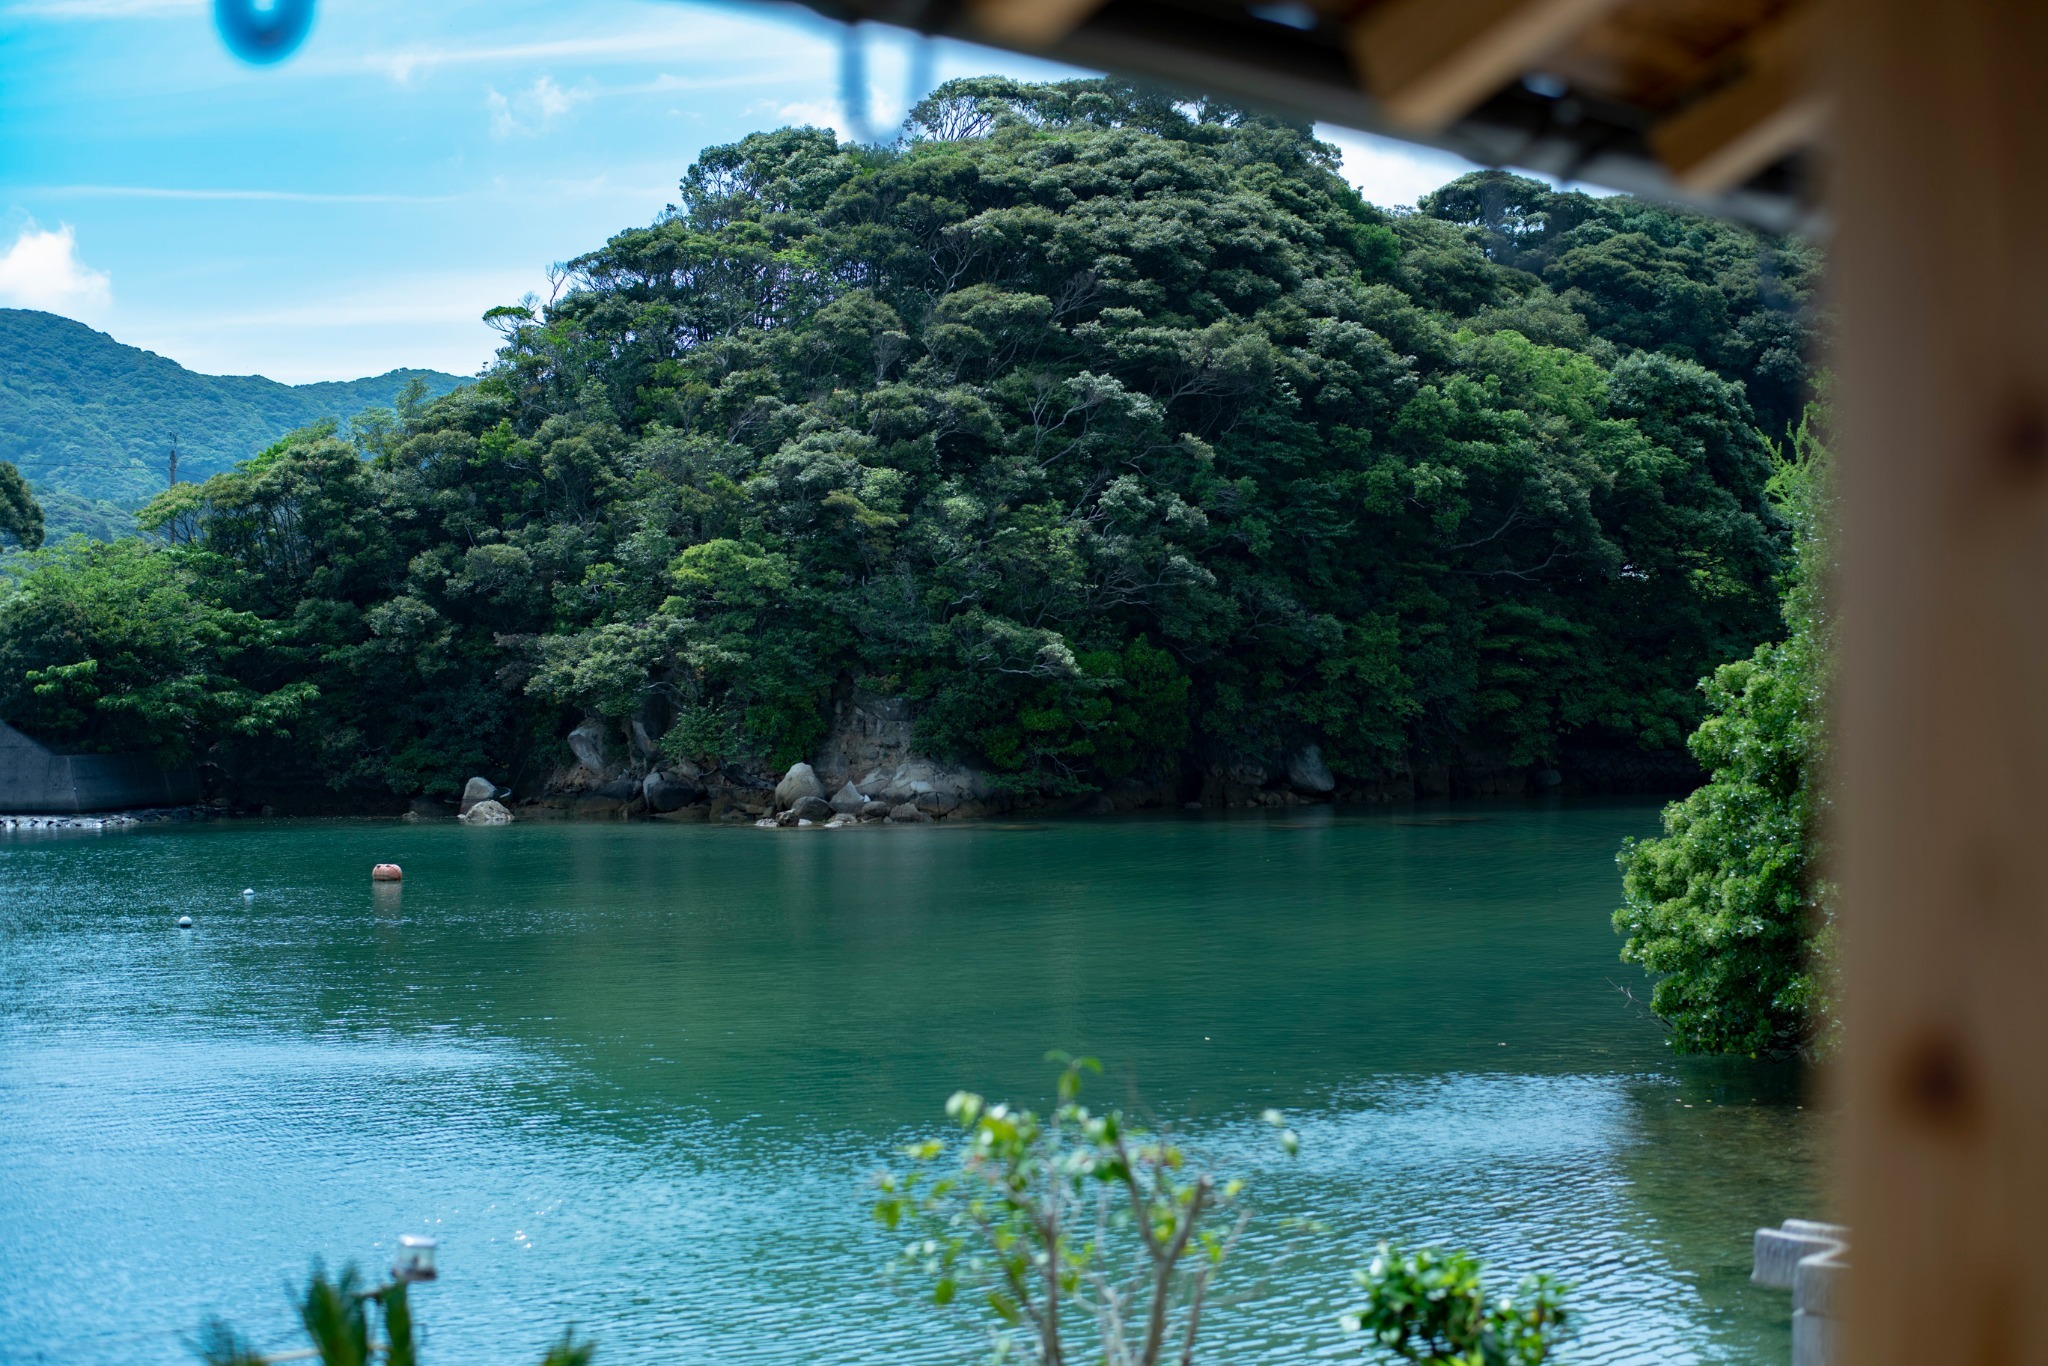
[829,781,867,815]
[888,802,927,824]
[1286,744,1335,794]
[775,762,825,809]
[592,777,640,801]
[791,795,834,822]
[459,776,506,815]
[643,769,706,813]
[459,799,513,825]
[859,800,892,822]
[567,718,608,772]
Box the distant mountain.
[0,309,469,538]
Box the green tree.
[0,538,303,759]
[0,80,1814,804]
[1613,409,1832,1055]
[0,459,42,549]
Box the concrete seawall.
[0,720,198,814]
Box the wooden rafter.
[1650,5,1823,192]
[969,0,1110,48]
[1348,0,1630,131]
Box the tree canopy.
[0,78,1819,802]
[0,460,43,550]
[1613,410,1832,1056]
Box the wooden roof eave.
[784,0,1824,234]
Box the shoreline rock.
[0,805,209,832]
[458,799,513,825]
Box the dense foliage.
[0,459,42,549]
[0,307,463,530]
[0,79,1817,801]
[1613,412,1832,1056]
[1344,1243,1568,1364]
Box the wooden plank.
[1348,0,1628,131]
[1830,0,2048,1361]
[1651,7,1823,193]
[969,0,1110,48]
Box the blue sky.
[0,0,1482,383]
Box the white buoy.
[242,888,255,898]
[177,915,193,928]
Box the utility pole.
[167,436,179,488]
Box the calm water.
[0,804,1824,1364]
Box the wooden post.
[1831,0,2048,1360]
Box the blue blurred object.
[215,0,315,63]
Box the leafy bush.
[1343,1243,1568,1365]
[1613,409,1834,1055]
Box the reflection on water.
[0,804,1825,1363]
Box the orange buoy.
[371,863,403,882]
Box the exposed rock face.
[829,781,867,815]
[567,718,608,773]
[459,799,512,825]
[459,776,506,814]
[1286,744,1335,794]
[1227,760,1268,788]
[859,800,891,822]
[815,691,916,788]
[592,777,640,801]
[888,802,926,823]
[643,770,705,813]
[628,715,660,760]
[775,762,825,810]
[791,795,834,822]
[709,787,774,821]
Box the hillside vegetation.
[0,78,1819,804]
[0,308,465,533]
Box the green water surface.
[0,803,1823,1364]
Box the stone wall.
[0,720,198,814]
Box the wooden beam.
[1831,0,2048,1362]
[968,0,1109,48]
[1651,7,1825,194]
[1348,0,1625,132]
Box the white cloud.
[486,75,589,139]
[772,97,854,141]
[1316,125,1481,211]
[0,222,112,317]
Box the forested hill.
[0,308,465,535]
[0,78,1822,804]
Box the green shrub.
[1343,1243,1568,1365]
